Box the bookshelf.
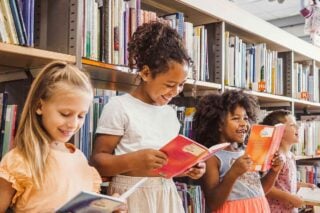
[295,155,320,161]
[77,0,320,110]
[0,0,319,211]
[77,0,320,162]
[0,43,75,68]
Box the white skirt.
[108,175,185,213]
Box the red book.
[245,123,285,172]
[154,134,229,178]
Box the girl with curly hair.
[90,22,205,213]
[193,90,284,213]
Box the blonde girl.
[0,61,101,212]
[261,109,316,213]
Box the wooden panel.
[0,43,75,69]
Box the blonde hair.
[14,61,93,188]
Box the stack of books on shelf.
[0,0,34,46]
[0,92,18,159]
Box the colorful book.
[245,123,285,172]
[297,187,320,206]
[154,134,230,178]
[56,177,147,213]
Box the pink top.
[267,152,298,213]
[0,144,101,213]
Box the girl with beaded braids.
[91,22,206,213]
[193,90,284,213]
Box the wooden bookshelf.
[293,99,320,111]
[0,43,75,69]
[295,155,320,160]
[83,58,222,93]
[168,0,320,62]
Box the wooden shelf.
[142,0,219,26]
[83,59,222,93]
[295,155,320,160]
[0,43,75,69]
[225,86,292,103]
[293,99,320,111]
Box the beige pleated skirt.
[108,175,185,213]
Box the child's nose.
[170,85,182,97]
[239,119,247,126]
[67,116,78,128]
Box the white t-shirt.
[96,94,180,155]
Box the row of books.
[297,164,320,186]
[176,182,205,213]
[74,89,118,159]
[0,92,18,159]
[225,34,284,96]
[171,105,195,139]
[81,1,320,105]
[81,0,220,82]
[0,0,34,46]
[293,63,320,102]
[293,115,320,157]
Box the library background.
[0,0,320,212]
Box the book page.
[297,187,320,205]
[56,178,147,212]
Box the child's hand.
[290,194,304,208]
[230,154,252,177]
[270,152,284,173]
[299,182,317,189]
[132,149,168,170]
[112,193,128,213]
[183,162,206,179]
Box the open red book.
[154,134,230,178]
[245,123,285,172]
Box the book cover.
[245,123,285,172]
[297,187,320,206]
[56,177,147,213]
[154,134,229,178]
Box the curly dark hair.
[128,21,192,78]
[193,90,259,148]
[260,109,291,126]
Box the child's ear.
[36,100,43,115]
[139,65,151,82]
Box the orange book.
[245,123,285,172]
[154,134,229,178]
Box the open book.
[297,187,320,206]
[56,177,147,213]
[154,134,230,178]
[245,123,285,172]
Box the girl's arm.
[90,134,168,177]
[202,155,250,211]
[260,152,283,193]
[0,178,16,212]
[297,182,316,190]
[266,186,304,208]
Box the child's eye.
[78,113,87,119]
[165,84,175,88]
[60,112,70,117]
